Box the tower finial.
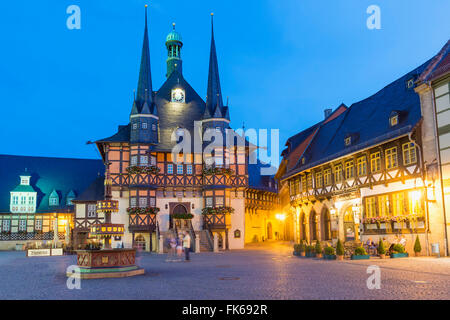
[172,22,176,30]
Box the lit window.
[345,136,351,146]
[2,220,10,232]
[132,123,138,130]
[307,174,312,189]
[19,220,26,232]
[167,164,173,174]
[390,115,398,127]
[370,152,381,172]
[409,190,423,216]
[345,161,354,179]
[357,156,367,176]
[301,158,305,165]
[316,172,323,188]
[150,198,156,207]
[130,197,137,208]
[402,143,417,165]
[385,147,398,169]
[378,195,390,217]
[20,196,26,205]
[334,165,343,183]
[87,204,96,218]
[131,156,138,166]
[186,165,193,175]
[206,197,213,207]
[324,169,331,186]
[365,197,377,218]
[215,197,224,206]
[177,164,184,175]
[35,220,42,231]
[150,156,156,166]
[142,122,148,129]
[392,192,405,216]
[12,196,18,205]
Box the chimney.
[324,109,332,119]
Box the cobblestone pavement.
[0,242,449,300]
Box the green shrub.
[393,244,405,254]
[299,241,306,252]
[354,246,367,256]
[377,239,386,255]
[324,246,335,255]
[315,241,322,254]
[306,245,315,254]
[293,244,301,253]
[414,236,421,253]
[336,239,344,256]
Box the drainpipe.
[428,81,449,256]
[408,130,430,256]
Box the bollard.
[159,235,164,254]
[195,237,200,253]
[213,233,219,252]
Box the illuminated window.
[35,220,42,231]
[365,197,377,218]
[2,220,10,232]
[215,197,224,206]
[131,156,138,166]
[324,169,331,186]
[12,196,18,205]
[334,165,343,183]
[139,197,147,208]
[150,198,156,207]
[132,123,138,130]
[316,172,323,188]
[167,164,173,174]
[345,136,351,146]
[357,156,367,176]
[307,174,313,189]
[177,164,183,175]
[140,155,148,166]
[19,220,26,232]
[87,204,96,218]
[20,196,26,205]
[142,122,148,129]
[301,175,306,192]
[385,147,398,169]
[378,195,390,217]
[150,156,156,166]
[130,197,137,208]
[370,152,381,172]
[345,161,354,179]
[392,192,405,216]
[409,190,423,216]
[402,143,417,165]
[390,115,398,127]
[206,197,213,208]
[186,165,193,175]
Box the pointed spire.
[206,13,223,116]
[136,5,153,109]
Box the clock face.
[172,89,185,103]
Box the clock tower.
[165,23,183,78]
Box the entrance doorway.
[170,204,188,229]
[134,234,146,251]
[344,207,356,241]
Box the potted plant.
[323,246,336,260]
[377,239,386,259]
[293,244,301,256]
[305,245,315,257]
[315,241,323,259]
[336,239,344,260]
[351,246,370,260]
[391,244,409,258]
[299,241,306,257]
[414,236,421,257]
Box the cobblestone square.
[0,242,449,300]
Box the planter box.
[351,254,370,260]
[393,222,404,229]
[323,254,336,260]
[365,224,377,230]
[379,223,387,229]
[391,253,409,258]
[305,252,316,258]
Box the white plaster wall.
[229,196,245,249]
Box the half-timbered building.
[86,9,279,251]
[278,51,449,255]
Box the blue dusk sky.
[0,0,449,161]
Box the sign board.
[51,248,63,256]
[27,249,51,257]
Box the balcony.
[128,208,158,232]
[203,214,231,230]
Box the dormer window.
[345,136,351,146]
[407,78,414,89]
[49,190,59,206]
[301,158,306,165]
[390,114,399,127]
[66,190,76,205]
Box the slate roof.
[418,40,450,83]
[248,161,278,193]
[283,58,432,180]
[0,155,104,213]
[72,176,105,202]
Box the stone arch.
[267,222,273,240]
[300,210,306,241]
[321,206,332,241]
[309,209,318,242]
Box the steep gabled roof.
[0,155,104,213]
[283,58,431,180]
[73,176,105,202]
[418,40,450,83]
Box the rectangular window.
[392,192,405,216]
[130,197,137,208]
[149,198,156,207]
[289,179,294,196]
[139,197,147,208]
[408,190,423,216]
[20,196,26,205]
[385,147,398,169]
[345,161,354,179]
[167,164,173,174]
[132,123,138,130]
[324,169,331,186]
[87,204,96,218]
[142,122,148,129]
[307,174,312,189]
[2,220,10,232]
[316,172,323,188]
[378,195,390,217]
[390,115,398,127]
[186,164,193,175]
[28,196,34,205]
[150,156,157,166]
[206,197,213,208]
[215,197,224,206]
[131,155,138,166]
[402,143,417,165]
[177,164,183,175]
[140,155,148,166]
[301,175,306,191]
[19,220,26,232]
[365,197,377,218]
[357,156,367,176]
[35,220,42,231]
[370,152,381,172]
[334,165,343,183]
[12,196,18,205]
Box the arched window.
[309,210,317,241]
[321,208,331,241]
